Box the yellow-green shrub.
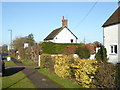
[54,56,98,88]
[54,56,72,79]
[72,59,98,88]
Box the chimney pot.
[62,16,64,20]
[62,16,68,27]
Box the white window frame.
[110,45,117,54]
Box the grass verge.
[20,60,37,65]
[0,77,2,90]
[36,68,83,88]
[4,60,16,67]
[2,71,36,88]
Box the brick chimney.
[62,16,68,27]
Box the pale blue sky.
[2,2,118,45]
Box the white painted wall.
[104,24,119,63]
[118,24,120,63]
[51,54,79,58]
[89,54,95,59]
[53,27,77,43]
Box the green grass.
[4,61,16,67]
[2,71,36,88]
[0,78,2,90]
[37,68,83,88]
[20,60,37,65]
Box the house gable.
[54,26,77,43]
[44,27,63,40]
[102,6,120,63]
[65,26,78,39]
[44,26,78,41]
[102,7,120,27]
[44,16,78,43]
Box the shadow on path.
[4,57,60,88]
[11,58,23,65]
[2,68,36,90]
[22,68,60,88]
[3,67,25,77]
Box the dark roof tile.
[44,26,78,40]
[44,27,63,40]
[102,7,120,27]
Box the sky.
[1,1,118,46]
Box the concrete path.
[11,58,60,88]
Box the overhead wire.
[72,1,98,30]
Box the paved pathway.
[11,58,60,88]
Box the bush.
[75,46,90,59]
[54,56,73,79]
[25,43,40,62]
[93,62,116,88]
[116,63,120,88]
[95,46,107,62]
[54,55,116,88]
[64,46,78,55]
[83,43,96,54]
[72,59,98,88]
[18,47,26,60]
[40,54,53,68]
[54,56,98,88]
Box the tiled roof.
[44,27,63,40]
[44,26,78,40]
[102,7,120,27]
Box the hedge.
[54,56,116,88]
[93,61,116,88]
[40,54,52,68]
[40,54,55,73]
[54,56,98,88]
[40,41,84,54]
[75,46,90,59]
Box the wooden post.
[38,55,40,67]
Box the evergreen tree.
[27,34,35,46]
[95,46,107,62]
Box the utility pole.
[8,29,12,50]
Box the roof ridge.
[44,26,78,41]
[44,27,63,40]
[102,7,120,27]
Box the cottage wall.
[53,27,77,43]
[104,24,118,63]
[118,24,120,63]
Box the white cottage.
[44,16,78,43]
[102,7,120,63]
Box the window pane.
[114,45,117,54]
[111,46,113,53]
